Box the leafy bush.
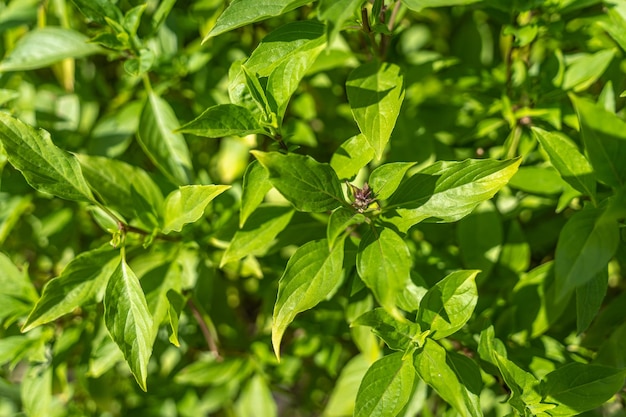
[1,0,626,416]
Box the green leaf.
[272,239,344,358]
[327,207,365,250]
[104,256,154,391]
[235,374,278,417]
[369,162,415,201]
[385,158,521,232]
[70,0,122,24]
[353,308,423,351]
[492,350,543,415]
[318,0,366,45]
[221,205,295,266]
[0,27,102,71]
[532,127,596,200]
[357,228,411,313]
[21,363,53,417]
[252,151,345,212]
[77,154,164,223]
[413,339,483,417]
[22,247,119,332]
[540,363,626,416]
[330,134,375,180]
[571,95,626,188]
[576,269,607,334]
[322,354,371,417]
[0,251,38,324]
[563,49,615,92]
[162,185,231,233]
[401,0,482,11]
[354,352,415,417]
[204,0,311,40]
[416,270,479,339]
[166,289,186,347]
[175,355,251,386]
[177,104,265,138]
[240,160,273,227]
[346,62,405,158]
[457,201,502,280]
[0,113,95,202]
[137,92,193,185]
[555,206,619,300]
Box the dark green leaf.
[272,239,344,357]
[457,201,502,280]
[354,352,415,417]
[401,0,482,11]
[327,207,365,250]
[252,151,345,212]
[576,270,607,334]
[0,113,95,202]
[0,251,38,324]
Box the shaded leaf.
[327,207,365,250]
[0,251,38,324]
[0,112,94,202]
[576,269,607,334]
[252,151,344,212]
[401,0,482,11]
[272,239,344,358]
[354,308,423,351]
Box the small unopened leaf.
[0,113,94,202]
[252,151,344,212]
[104,257,154,391]
[22,247,118,332]
[385,158,521,232]
[137,92,193,185]
[0,27,101,71]
[205,0,310,39]
[416,270,479,339]
[178,104,265,138]
[357,228,411,312]
[354,352,415,417]
[272,239,344,358]
[162,185,230,233]
[347,62,405,158]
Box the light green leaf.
[0,0,38,33]
[354,308,423,351]
[563,49,615,92]
[346,62,405,158]
[540,363,626,416]
[22,247,119,332]
[221,205,295,267]
[532,127,596,199]
[457,201,502,280]
[571,95,626,188]
[385,158,521,232]
[322,354,371,417]
[493,350,543,415]
[357,227,411,312]
[0,251,38,323]
[137,92,193,185]
[143,260,183,337]
[166,289,186,347]
[240,160,273,227]
[162,185,230,233]
[21,363,53,417]
[369,162,415,201]
[272,239,344,358]
[235,374,278,417]
[401,0,482,11]
[413,339,483,417]
[175,355,251,386]
[354,352,415,417]
[77,154,164,223]
[204,0,311,40]
[416,270,479,339]
[0,27,102,71]
[508,166,569,195]
[327,207,365,250]
[104,257,154,391]
[252,151,345,212]
[177,104,265,138]
[70,0,122,24]
[318,0,366,45]
[576,269,607,334]
[555,207,619,300]
[0,112,95,202]
[330,134,375,180]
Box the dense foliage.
[1,0,626,416]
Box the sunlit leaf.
[162,185,230,233]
